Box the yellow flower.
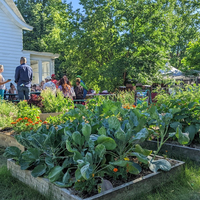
[124,157,130,161]
[92,174,95,177]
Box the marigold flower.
[126,169,129,173]
[113,168,118,172]
[30,128,33,130]
[132,105,136,108]
[16,119,20,123]
[124,157,130,161]
[77,180,80,182]
[18,118,23,121]
[11,122,17,125]
[165,150,168,153]
[35,122,39,124]
[24,117,28,120]
[43,121,48,124]
[92,174,95,177]
[36,116,40,119]
[39,120,42,122]
[32,123,35,125]
[25,123,29,126]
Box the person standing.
[51,74,58,88]
[43,76,56,95]
[0,65,11,100]
[15,57,33,100]
[76,75,88,98]
[75,78,83,103]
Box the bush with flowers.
[10,100,42,133]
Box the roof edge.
[0,0,33,31]
[23,50,60,59]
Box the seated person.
[58,78,72,99]
[31,84,37,92]
[43,76,56,95]
[74,78,83,103]
[8,83,17,100]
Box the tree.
[15,0,71,53]
[181,39,200,71]
[63,0,177,91]
[169,0,200,69]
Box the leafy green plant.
[0,100,18,129]
[41,89,74,113]
[155,84,200,143]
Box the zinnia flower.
[25,123,29,126]
[36,116,40,119]
[132,105,136,108]
[24,117,28,120]
[113,168,118,172]
[11,122,17,125]
[43,121,48,124]
[35,122,39,124]
[18,118,23,120]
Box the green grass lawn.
[0,147,200,200]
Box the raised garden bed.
[7,157,184,200]
[142,140,200,163]
[40,112,62,121]
[0,131,24,152]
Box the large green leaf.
[98,126,106,135]
[48,166,63,182]
[31,164,47,178]
[81,164,93,180]
[149,159,171,173]
[114,128,126,141]
[62,170,71,184]
[22,148,41,162]
[3,147,21,160]
[97,135,117,150]
[176,127,190,145]
[129,152,148,164]
[131,128,149,143]
[85,152,93,165]
[185,125,197,142]
[73,151,83,161]
[75,168,82,180]
[54,181,73,188]
[170,122,182,131]
[45,157,54,169]
[82,124,92,141]
[134,144,152,156]
[95,144,106,159]
[127,162,141,175]
[108,116,121,130]
[66,140,75,152]
[72,131,82,146]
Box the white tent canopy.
[159,64,183,77]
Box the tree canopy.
[15,0,200,91]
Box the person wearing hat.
[76,75,88,98]
[51,74,58,89]
[43,76,56,95]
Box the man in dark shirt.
[15,57,33,100]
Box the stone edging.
[142,140,200,163]
[7,157,184,200]
[0,132,24,151]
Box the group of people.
[0,57,88,102]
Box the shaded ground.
[0,147,200,200]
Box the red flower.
[11,122,17,125]
[43,121,48,124]
[36,116,40,119]
[24,117,28,120]
[113,168,118,172]
[18,118,23,121]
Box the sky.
[69,0,82,10]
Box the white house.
[0,0,59,87]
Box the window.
[42,61,50,81]
[31,60,39,84]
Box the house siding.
[0,7,30,89]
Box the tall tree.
[64,0,176,91]
[169,0,200,69]
[15,0,71,53]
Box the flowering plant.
[11,116,43,134]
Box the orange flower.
[165,150,168,153]
[132,105,136,108]
[30,128,33,130]
[36,116,40,119]
[29,121,33,123]
[39,120,42,122]
[126,169,129,173]
[113,168,118,172]
[18,118,23,121]
[178,103,181,105]
[11,122,17,125]
[35,122,39,124]
[32,123,35,125]
[24,117,28,120]
[25,123,29,126]
[16,119,20,123]
[92,174,95,177]
[43,121,48,124]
